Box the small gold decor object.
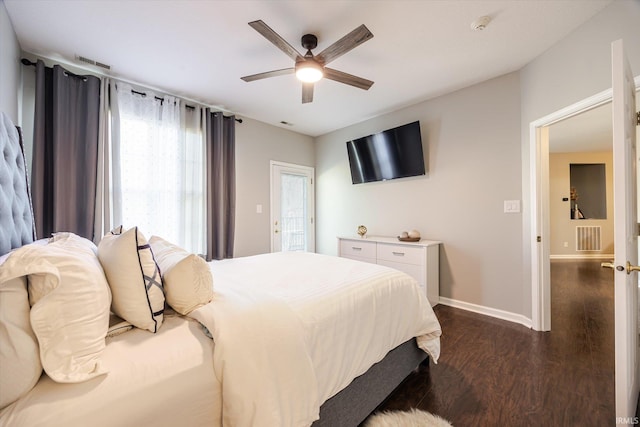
[357,225,367,238]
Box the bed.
[0,111,442,427]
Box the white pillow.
[98,226,165,332]
[149,236,214,315]
[50,231,98,254]
[0,233,111,384]
[0,274,41,409]
[0,238,49,408]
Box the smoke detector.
[471,16,491,31]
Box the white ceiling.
[5,0,613,137]
[549,102,613,153]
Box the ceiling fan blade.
[248,20,304,62]
[302,83,314,104]
[316,24,373,65]
[323,68,374,90]
[241,68,294,82]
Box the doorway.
[531,41,639,419]
[529,84,640,332]
[545,102,615,347]
[270,161,315,252]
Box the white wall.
[520,0,640,318]
[0,0,20,123]
[316,72,524,314]
[234,118,314,257]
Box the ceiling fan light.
[295,61,323,83]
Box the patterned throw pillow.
[98,226,165,333]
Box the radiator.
[576,226,601,251]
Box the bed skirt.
[312,338,428,427]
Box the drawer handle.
[392,251,405,256]
[352,247,362,251]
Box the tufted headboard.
[0,112,36,256]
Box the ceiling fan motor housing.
[301,34,318,52]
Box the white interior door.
[610,38,639,419]
[270,161,315,252]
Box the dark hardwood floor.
[370,260,615,426]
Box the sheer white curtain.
[111,83,206,254]
[94,78,120,242]
[180,105,206,253]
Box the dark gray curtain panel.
[31,60,101,240]
[205,111,235,260]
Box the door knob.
[626,261,640,275]
[601,261,640,274]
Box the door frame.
[529,76,640,332]
[269,160,315,253]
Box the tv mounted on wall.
[346,121,425,184]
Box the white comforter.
[1,252,441,427]
[189,252,442,427]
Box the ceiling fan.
[241,20,374,103]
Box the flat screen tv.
[346,121,425,184]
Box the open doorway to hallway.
[545,102,616,417]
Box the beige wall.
[549,152,614,257]
[0,0,20,123]
[234,117,314,257]
[316,72,524,314]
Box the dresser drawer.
[339,239,376,259]
[377,243,424,265]
[377,259,424,287]
[342,254,377,265]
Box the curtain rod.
[129,88,243,123]
[20,57,242,123]
[21,57,88,81]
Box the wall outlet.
[563,242,569,248]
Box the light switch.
[504,200,521,213]
[256,204,263,214]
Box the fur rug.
[363,409,453,427]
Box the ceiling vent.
[75,55,111,70]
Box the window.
[115,84,205,253]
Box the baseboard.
[550,254,614,260]
[438,297,533,329]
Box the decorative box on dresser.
[337,236,441,306]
